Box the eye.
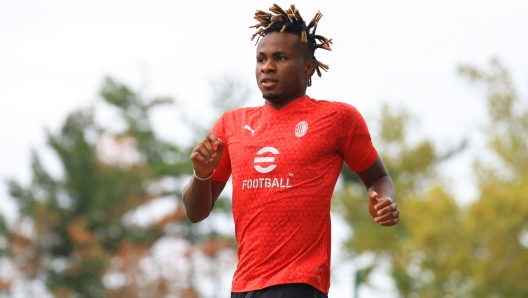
[277,56,286,61]
[257,57,266,63]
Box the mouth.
[261,78,278,88]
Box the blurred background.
[1,0,528,297]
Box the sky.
[1,0,528,296]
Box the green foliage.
[209,76,251,117]
[335,101,459,297]
[3,77,240,297]
[335,59,528,297]
[459,59,528,297]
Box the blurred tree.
[334,58,528,297]
[458,58,528,297]
[335,103,468,297]
[2,76,244,297]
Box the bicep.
[354,154,389,188]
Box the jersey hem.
[231,280,329,295]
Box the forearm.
[355,156,398,225]
[185,133,225,223]
[182,177,214,223]
[367,174,395,202]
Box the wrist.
[193,170,215,181]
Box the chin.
[262,93,280,100]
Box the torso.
[212,95,377,293]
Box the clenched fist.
[190,133,224,179]
[368,191,399,226]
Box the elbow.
[182,188,213,223]
[188,218,202,224]
[187,214,205,223]
[184,208,209,223]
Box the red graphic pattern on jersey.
[211,95,377,294]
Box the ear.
[303,59,317,79]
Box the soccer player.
[183,4,399,298]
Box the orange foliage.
[97,135,145,168]
[179,287,200,298]
[51,288,74,298]
[157,277,168,294]
[154,205,186,228]
[34,205,60,233]
[116,242,148,264]
[126,193,155,207]
[9,231,32,249]
[0,279,11,292]
[67,219,95,246]
[201,239,230,258]
[9,231,39,276]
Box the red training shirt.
[211,95,377,294]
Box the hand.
[190,133,224,179]
[368,191,399,226]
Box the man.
[183,4,399,298]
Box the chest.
[226,111,340,175]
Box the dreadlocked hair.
[250,3,333,87]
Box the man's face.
[255,32,314,107]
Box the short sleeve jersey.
[211,95,377,294]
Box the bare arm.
[355,155,399,226]
[182,133,227,223]
[183,178,226,223]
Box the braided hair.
[250,3,333,86]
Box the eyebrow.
[257,51,287,56]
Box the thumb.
[369,191,378,205]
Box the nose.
[261,59,276,73]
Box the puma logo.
[243,125,259,136]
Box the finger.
[206,133,220,150]
[377,217,399,226]
[374,200,390,214]
[375,209,399,223]
[376,202,397,216]
[203,141,217,158]
[375,199,394,212]
[196,137,218,160]
[190,151,210,165]
[193,144,216,163]
[374,210,400,222]
[368,191,378,205]
[215,138,225,154]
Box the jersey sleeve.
[335,104,378,172]
[211,112,232,182]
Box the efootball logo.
[254,147,279,173]
[243,146,291,189]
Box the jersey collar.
[262,94,311,119]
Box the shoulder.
[217,106,261,122]
[222,106,260,117]
[309,98,370,133]
[309,98,363,118]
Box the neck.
[265,90,306,110]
